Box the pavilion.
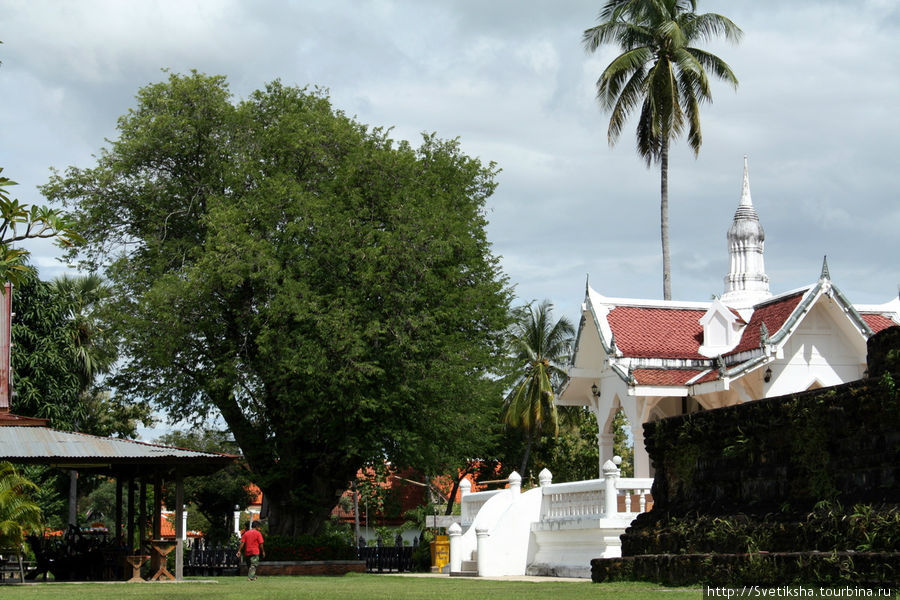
[0,283,236,581]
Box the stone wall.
[595,326,900,585]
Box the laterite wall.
[597,326,900,585]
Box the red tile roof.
[861,313,897,333]
[607,306,706,359]
[632,369,707,386]
[725,291,805,356]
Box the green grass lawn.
[0,573,700,599]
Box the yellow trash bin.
[430,534,450,570]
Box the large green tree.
[501,300,575,475]
[43,72,511,536]
[584,0,741,299]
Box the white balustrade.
[540,473,654,521]
[454,459,655,578]
[461,489,504,526]
[615,478,653,514]
[541,479,606,520]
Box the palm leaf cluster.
[584,0,742,164]
[0,462,43,549]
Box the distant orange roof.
[246,484,262,506]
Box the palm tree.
[51,274,115,387]
[0,462,44,550]
[584,0,742,300]
[501,300,575,475]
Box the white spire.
[722,156,771,308]
[739,154,752,207]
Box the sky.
[1,1,899,435]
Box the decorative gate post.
[602,459,620,517]
[475,526,489,576]
[448,522,462,573]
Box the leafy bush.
[264,530,356,561]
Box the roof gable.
[725,290,806,356]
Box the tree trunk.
[519,432,534,476]
[660,136,672,300]
[353,480,361,542]
[444,476,462,516]
[259,462,359,538]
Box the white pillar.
[508,471,521,495]
[602,459,620,517]
[475,526,489,576]
[459,477,471,498]
[233,508,241,537]
[632,426,651,479]
[538,468,552,487]
[598,432,615,475]
[448,522,462,573]
[181,507,188,541]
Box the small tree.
[0,462,43,549]
[0,169,82,285]
[501,300,575,475]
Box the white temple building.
[558,157,900,478]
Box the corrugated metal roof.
[0,426,236,469]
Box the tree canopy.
[44,72,512,536]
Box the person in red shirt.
[237,520,265,580]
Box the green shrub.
[264,530,356,561]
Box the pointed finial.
[740,155,752,207]
[820,256,830,280]
[585,273,590,295]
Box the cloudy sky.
[3,0,899,329]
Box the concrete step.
[450,570,478,577]
[460,560,478,572]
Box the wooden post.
[68,470,78,527]
[152,474,162,539]
[175,473,184,580]
[139,479,147,553]
[127,477,135,552]
[152,473,162,572]
[115,477,123,542]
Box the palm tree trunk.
[519,432,534,476]
[660,136,672,300]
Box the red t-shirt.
[241,528,264,556]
